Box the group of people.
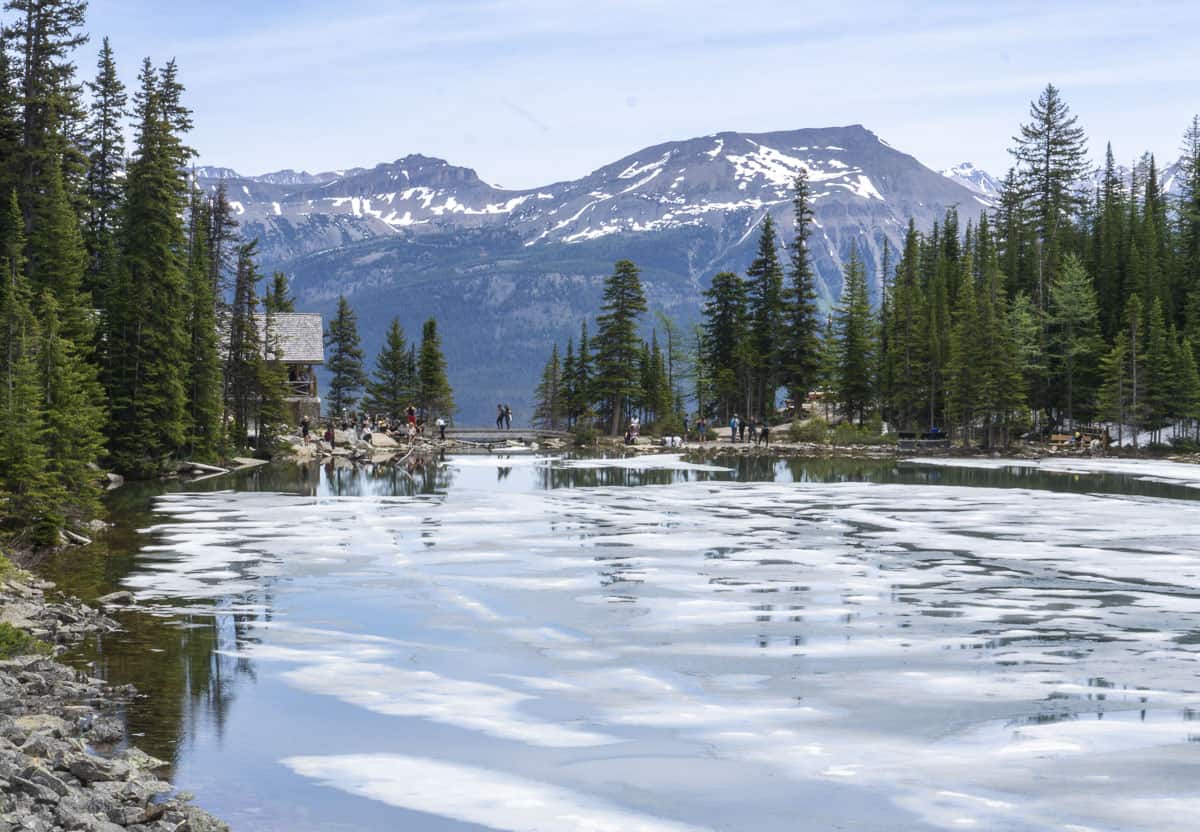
[617,412,772,446]
[728,414,771,446]
[299,407,448,448]
[495,404,514,430]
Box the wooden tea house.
[258,312,324,424]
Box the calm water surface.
[42,454,1200,831]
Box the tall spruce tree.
[82,35,125,296]
[834,243,874,425]
[225,241,263,448]
[1048,253,1102,426]
[4,0,89,230]
[364,318,413,420]
[532,343,565,429]
[745,214,786,416]
[594,259,648,434]
[106,59,192,476]
[1010,83,1090,304]
[781,170,822,405]
[37,289,104,519]
[323,295,366,417]
[184,190,222,458]
[701,270,748,420]
[416,318,454,419]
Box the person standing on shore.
[301,416,310,446]
[436,416,446,441]
[496,404,505,429]
[504,405,513,429]
[729,414,739,443]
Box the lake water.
[43,453,1200,832]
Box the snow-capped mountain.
[940,162,1001,201]
[197,125,988,419]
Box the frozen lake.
[54,454,1200,831]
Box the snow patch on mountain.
[940,162,1000,201]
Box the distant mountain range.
[192,126,999,421]
[940,162,1002,199]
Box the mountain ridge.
[195,125,994,420]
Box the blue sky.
[74,0,1200,188]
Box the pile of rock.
[0,578,122,649]
[1,574,229,831]
[0,660,228,831]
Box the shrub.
[572,422,598,447]
[0,623,50,659]
[790,417,830,443]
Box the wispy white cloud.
[75,0,1200,185]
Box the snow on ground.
[127,467,1200,831]
[907,456,1200,489]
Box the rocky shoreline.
[0,568,230,832]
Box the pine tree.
[745,213,786,416]
[82,36,125,297]
[561,337,576,426]
[701,270,748,420]
[323,295,365,417]
[655,311,689,419]
[4,0,89,229]
[1124,295,1145,450]
[1177,338,1200,442]
[1179,116,1200,315]
[364,317,413,420]
[1047,253,1102,426]
[263,271,295,313]
[0,318,61,545]
[416,318,454,419]
[106,60,192,476]
[946,270,982,441]
[225,241,263,448]
[1143,298,1173,440]
[594,259,648,434]
[1093,143,1126,338]
[975,234,1025,447]
[533,343,565,429]
[1098,339,1130,447]
[572,320,593,424]
[28,144,90,344]
[781,169,822,405]
[885,220,927,430]
[1010,83,1090,303]
[183,191,222,458]
[0,222,59,544]
[834,243,875,425]
[37,290,104,519]
[0,34,21,203]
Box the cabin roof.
[257,313,324,364]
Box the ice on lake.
[121,457,1200,831]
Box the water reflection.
[34,453,1200,832]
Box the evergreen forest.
[0,1,454,548]
[535,85,1200,450]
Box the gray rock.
[67,756,118,784]
[22,765,70,797]
[94,592,134,607]
[10,774,59,804]
[182,806,231,832]
[85,717,122,744]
